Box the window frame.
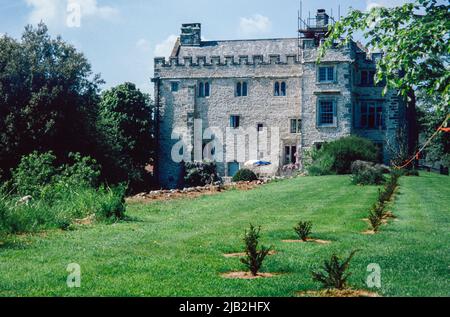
[230,115,240,129]
[236,81,248,97]
[274,81,287,97]
[354,101,385,130]
[284,145,298,165]
[197,81,211,98]
[317,98,337,128]
[360,70,376,86]
[290,118,302,134]
[171,82,179,92]
[317,65,336,83]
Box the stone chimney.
[316,9,329,28]
[180,23,201,46]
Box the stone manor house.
[153,10,409,189]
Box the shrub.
[11,151,58,198]
[351,161,385,185]
[232,169,258,182]
[95,185,127,220]
[378,188,391,204]
[404,169,420,177]
[294,221,313,241]
[306,152,336,176]
[58,152,101,187]
[368,210,383,232]
[240,224,272,276]
[184,161,220,187]
[383,172,400,200]
[311,250,359,290]
[11,152,101,200]
[307,137,378,175]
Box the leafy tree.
[417,91,450,168]
[0,23,102,180]
[97,83,155,189]
[320,0,450,156]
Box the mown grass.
[0,173,448,297]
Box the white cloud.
[136,38,151,52]
[74,0,119,20]
[26,0,62,25]
[239,14,272,36]
[366,0,415,11]
[366,1,383,11]
[154,34,178,58]
[25,0,119,26]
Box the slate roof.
[173,38,299,59]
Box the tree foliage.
[320,0,449,110]
[0,23,101,179]
[417,91,450,167]
[0,24,155,191]
[97,83,155,188]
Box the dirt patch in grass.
[383,211,396,219]
[223,250,277,258]
[221,272,279,279]
[282,238,331,244]
[297,289,380,297]
[74,214,95,226]
[362,229,377,235]
[362,218,389,225]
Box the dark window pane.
[204,82,210,97]
[291,146,297,164]
[242,82,248,96]
[361,71,368,85]
[230,115,240,128]
[319,68,326,81]
[236,82,241,96]
[360,103,367,127]
[171,82,179,92]
[290,119,297,133]
[319,101,334,125]
[319,68,327,81]
[377,106,383,128]
[281,82,286,96]
[327,67,334,81]
[198,82,204,97]
[274,82,280,96]
[368,71,375,85]
[368,106,376,128]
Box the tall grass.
[0,185,126,236]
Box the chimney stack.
[316,9,329,28]
[180,23,201,46]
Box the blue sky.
[0,0,416,95]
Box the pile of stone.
[130,178,275,201]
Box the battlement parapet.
[154,54,301,68]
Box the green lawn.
[0,173,449,297]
